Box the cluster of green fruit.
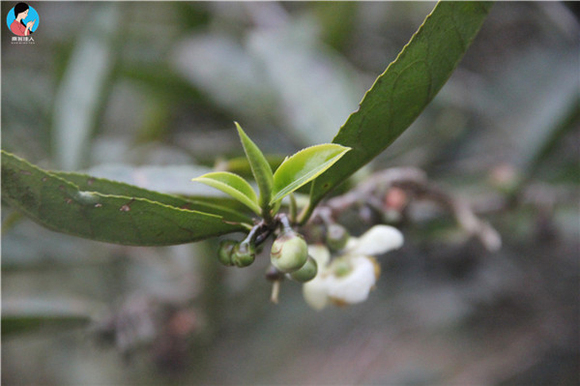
[217,238,257,268]
[217,218,350,284]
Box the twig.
[309,167,502,252]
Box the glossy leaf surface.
[55,170,252,223]
[2,151,248,246]
[75,164,253,214]
[304,2,494,221]
[235,122,274,209]
[271,144,350,204]
[192,171,261,215]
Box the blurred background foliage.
[2,2,579,384]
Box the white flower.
[301,269,330,310]
[303,225,403,310]
[345,225,404,255]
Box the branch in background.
[310,167,502,252]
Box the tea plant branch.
[393,178,502,252]
[2,2,496,312]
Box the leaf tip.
[234,121,245,136]
[332,144,352,160]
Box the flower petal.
[302,276,330,310]
[347,225,403,256]
[325,256,377,304]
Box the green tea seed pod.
[270,230,308,273]
[231,239,256,267]
[326,224,350,251]
[217,240,237,266]
[290,255,318,282]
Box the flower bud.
[290,256,318,282]
[270,230,308,273]
[231,240,256,267]
[325,224,350,251]
[217,240,237,266]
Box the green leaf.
[1,151,247,246]
[192,171,261,215]
[72,164,254,214]
[271,144,350,204]
[54,170,252,222]
[235,122,274,210]
[302,2,494,222]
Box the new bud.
[270,230,308,273]
[290,255,318,282]
[326,224,350,251]
[231,239,256,267]
[217,240,237,266]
